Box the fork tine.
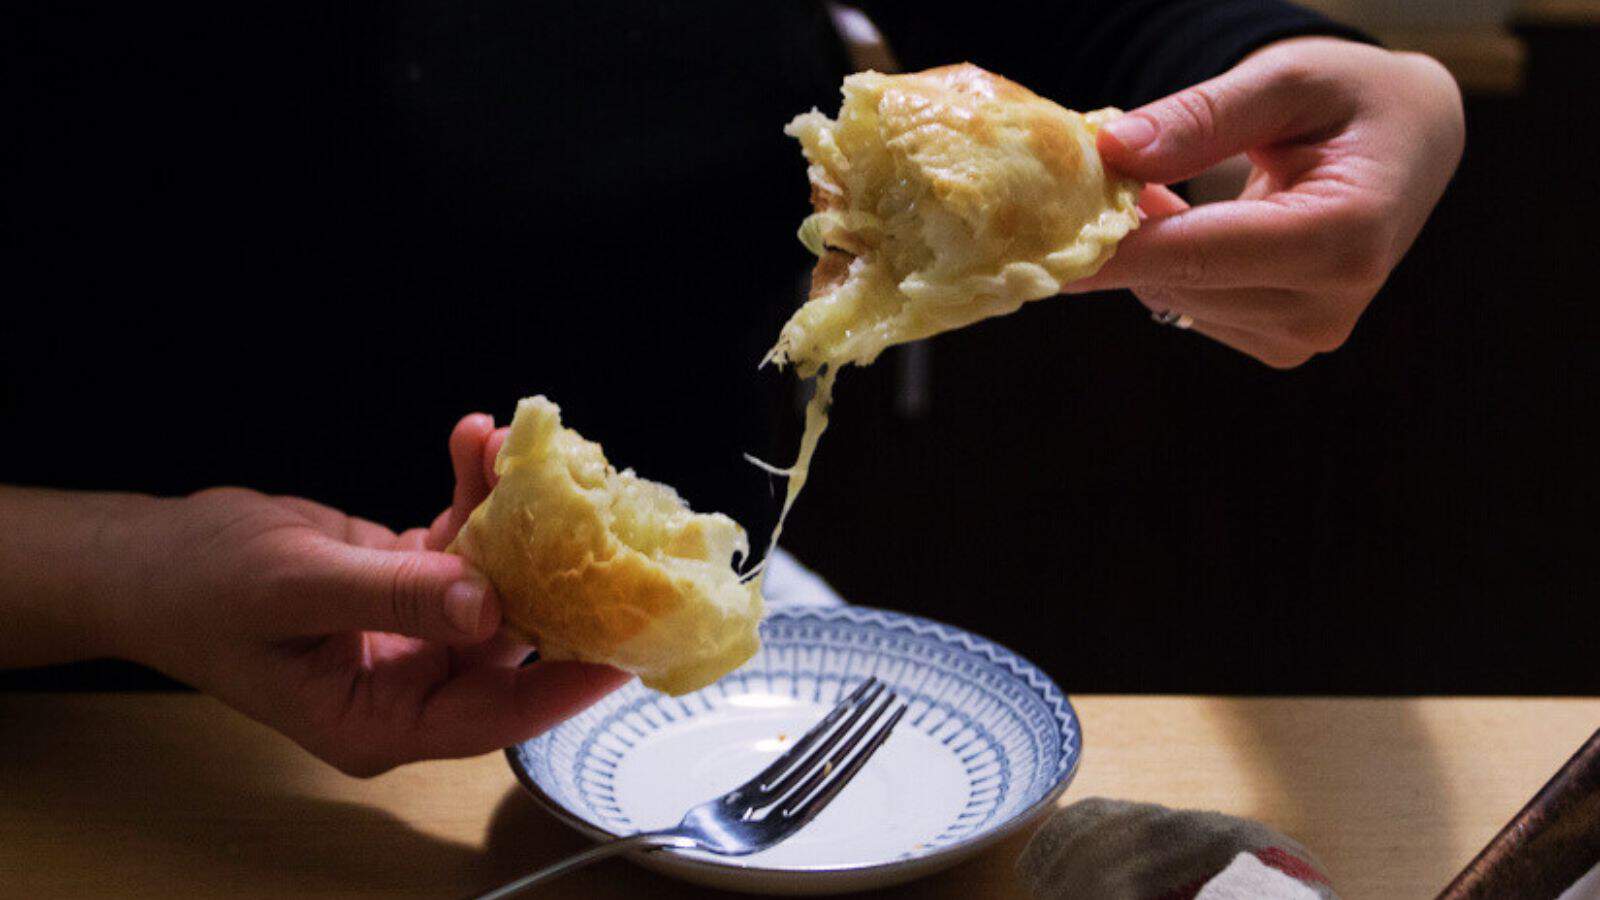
[727,677,879,802]
[755,680,888,800]
[772,691,898,817]
[780,697,906,825]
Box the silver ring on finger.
[1152,309,1194,330]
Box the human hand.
[1068,37,1465,368]
[109,414,628,776]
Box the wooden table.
[3,693,1595,899]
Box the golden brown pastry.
[450,397,762,696]
[770,63,1142,375]
[751,65,1142,574]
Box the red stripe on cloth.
[1255,846,1332,885]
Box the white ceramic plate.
[506,605,1082,895]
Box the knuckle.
[256,556,302,607]
[236,546,317,630]
[1256,54,1318,95]
[305,719,401,778]
[1163,86,1222,146]
[1280,306,1355,355]
[1279,314,1322,352]
[1150,214,1211,287]
[1318,202,1395,287]
[187,485,256,509]
[1262,348,1315,370]
[387,555,427,635]
[1312,317,1357,353]
[1172,240,1212,288]
[1252,52,1359,128]
[1401,51,1454,89]
[1336,198,1390,240]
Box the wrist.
[78,492,176,664]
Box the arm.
[0,487,152,668]
[0,465,497,676]
[0,415,627,775]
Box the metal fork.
[476,677,907,898]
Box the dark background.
[3,4,1596,695]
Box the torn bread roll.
[770,63,1142,375]
[450,397,762,696]
[752,63,1143,577]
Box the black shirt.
[5,0,1353,524]
[5,1,1365,690]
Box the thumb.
[290,538,503,643]
[1097,61,1313,185]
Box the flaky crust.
[450,397,762,696]
[771,64,1142,374]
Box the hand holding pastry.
[1065,37,1465,368]
[90,415,626,776]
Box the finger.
[411,660,632,760]
[424,414,493,551]
[1133,283,1297,331]
[1130,286,1322,368]
[428,426,509,549]
[342,516,402,549]
[395,527,430,551]
[450,628,535,675]
[1184,317,1317,370]
[484,427,509,488]
[1126,282,1314,334]
[424,508,453,552]
[450,412,494,510]
[1062,199,1328,293]
[1137,183,1189,219]
[287,537,503,644]
[1098,58,1344,185]
[1125,282,1351,362]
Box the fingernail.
[444,577,489,636]
[1104,115,1157,152]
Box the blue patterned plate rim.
[504,604,1083,877]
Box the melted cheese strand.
[746,366,838,585]
[749,65,1139,589]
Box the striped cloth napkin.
[1018,798,1337,900]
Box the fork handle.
[472,830,698,899]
